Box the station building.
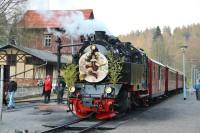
[0,9,94,97]
[0,44,67,97]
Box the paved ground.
[1,93,200,133]
[0,100,74,133]
[107,93,200,133]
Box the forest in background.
[119,24,200,85]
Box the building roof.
[0,44,67,63]
[18,9,94,28]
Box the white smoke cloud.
[39,10,109,39]
[58,11,110,39]
[26,0,110,39]
[26,0,50,10]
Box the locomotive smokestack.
[95,31,105,40]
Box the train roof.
[148,58,183,75]
[149,58,166,67]
[166,65,182,73]
[166,65,176,71]
[176,70,184,75]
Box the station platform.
[0,93,200,133]
[0,100,71,133]
[110,93,200,133]
[16,94,58,102]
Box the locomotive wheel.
[116,89,131,113]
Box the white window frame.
[43,34,52,47]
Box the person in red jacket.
[43,75,52,103]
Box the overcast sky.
[27,0,200,36]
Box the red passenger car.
[148,59,166,98]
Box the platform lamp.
[178,44,188,100]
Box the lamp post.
[178,44,188,100]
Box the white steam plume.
[26,10,109,39]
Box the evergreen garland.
[107,52,123,85]
[61,64,78,89]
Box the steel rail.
[40,118,84,133]
[77,120,107,133]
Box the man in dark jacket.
[56,76,66,104]
[7,79,17,109]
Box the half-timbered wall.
[0,47,46,86]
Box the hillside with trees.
[119,24,200,84]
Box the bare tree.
[0,0,26,16]
[0,0,26,45]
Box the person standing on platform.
[43,75,52,103]
[7,79,17,109]
[56,76,66,104]
[194,79,200,100]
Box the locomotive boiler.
[67,31,183,120]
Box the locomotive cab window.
[133,52,143,64]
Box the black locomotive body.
[68,31,183,119]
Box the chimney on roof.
[10,37,16,45]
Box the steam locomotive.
[68,31,183,119]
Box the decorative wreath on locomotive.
[66,31,183,120]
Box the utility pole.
[195,68,199,83]
[191,64,195,87]
[71,37,75,63]
[0,65,4,121]
[56,37,62,93]
[191,64,193,89]
[178,44,188,100]
[56,37,62,78]
[193,66,196,85]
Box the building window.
[26,57,43,65]
[26,57,33,64]
[7,55,16,66]
[43,34,52,47]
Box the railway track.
[40,118,107,133]
[40,113,128,133]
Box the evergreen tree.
[151,26,164,62]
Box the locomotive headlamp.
[105,87,112,94]
[69,86,76,93]
[91,45,96,50]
